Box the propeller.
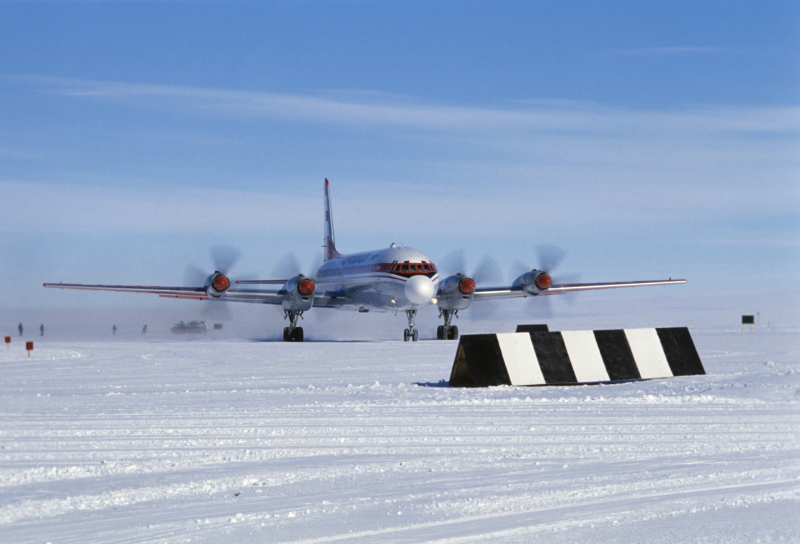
[537,244,566,273]
[270,251,322,280]
[271,252,302,279]
[211,245,241,275]
[468,255,503,320]
[183,263,207,289]
[437,249,468,279]
[183,245,243,322]
[513,245,580,317]
[438,249,503,320]
[267,252,329,321]
[438,249,501,283]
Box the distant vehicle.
[45,179,686,342]
[171,321,208,335]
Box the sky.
[0,0,798,313]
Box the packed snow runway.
[1,326,798,542]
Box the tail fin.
[324,178,342,261]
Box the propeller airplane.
[45,179,686,342]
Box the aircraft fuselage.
[315,245,439,312]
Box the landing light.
[431,298,438,304]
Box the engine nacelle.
[281,275,316,312]
[436,274,476,311]
[205,272,231,298]
[513,269,552,296]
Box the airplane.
[44,178,686,342]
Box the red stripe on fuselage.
[315,271,439,287]
[316,262,438,279]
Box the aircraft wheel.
[449,326,459,340]
[412,329,419,342]
[403,329,410,342]
[293,327,304,342]
[283,327,289,341]
[437,326,443,340]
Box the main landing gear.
[436,309,459,340]
[403,309,419,342]
[283,310,304,342]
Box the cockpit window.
[389,262,437,275]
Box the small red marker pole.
[5,336,10,350]
[26,341,33,357]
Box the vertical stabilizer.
[324,178,342,261]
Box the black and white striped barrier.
[449,327,704,387]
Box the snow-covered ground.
[1,290,799,542]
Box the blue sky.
[1,0,798,310]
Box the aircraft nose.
[405,275,436,305]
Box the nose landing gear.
[404,309,419,342]
[283,310,304,342]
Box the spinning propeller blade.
[467,256,503,320]
[184,246,244,322]
[537,244,566,273]
[516,244,579,315]
[183,263,207,288]
[438,250,502,320]
[211,245,242,275]
[271,252,303,279]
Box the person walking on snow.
[40,324,44,336]
[18,323,22,337]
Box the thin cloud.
[2,77,797,244]
[0,180,307,235]
[609,46,735,56]
[11,75,799,135]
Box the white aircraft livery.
[44,179,686,342]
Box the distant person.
[18,323,22,337]
[40,324,44,337]
[141,324,147,335]
[112,325,117,335]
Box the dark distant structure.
[18,323,22,337]
[515,324,550,333]
[742,315,754,332]
[171,321,208,334]
[112,325,117,335]
[40,324,44,337]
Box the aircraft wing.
[223,288,349,308]
[43,282,210,300]
[472,278,687,302]
[42,282,348,308]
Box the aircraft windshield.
[389,262,437,276]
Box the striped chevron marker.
[449,327,704,387]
